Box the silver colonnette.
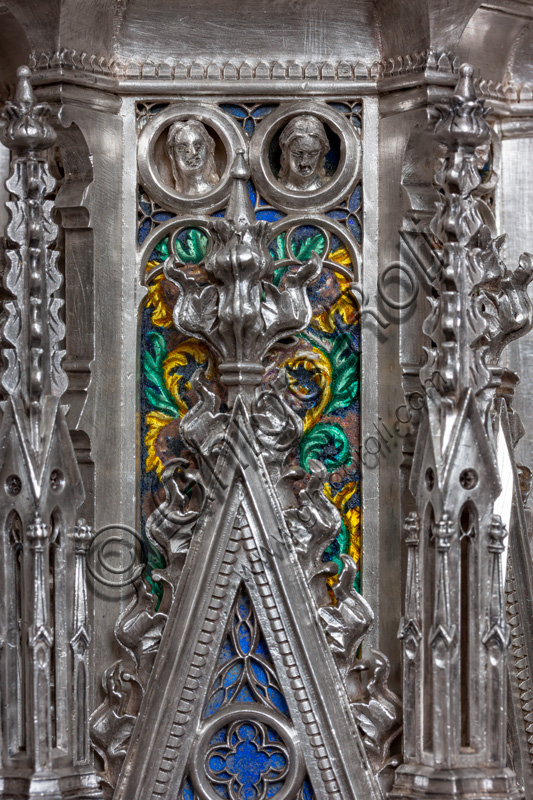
[390,65,533,800]
[0,67,102,799]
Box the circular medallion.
[138,103,247,214]
[249,101,360,213]
[191,704,304,800]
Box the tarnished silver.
[0,67,101,800]
[391,64,533,800]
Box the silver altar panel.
[0,2,533,800]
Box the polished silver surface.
[391,64,532,800]
[2,3,533,800]
[0,66,101,800]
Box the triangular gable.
[0,394,84,509]
[409,398,440,499]
[440,388,500,496]
[178,582,317,800]
[115,401,379,800]
[410,388,500,504]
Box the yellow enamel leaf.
[345,505,362,564]
[329,246,352,268]
[312,248,359,334]
[325,481,361,565]
[163,339,214,416]
[146,273,173,328]
[145,411,174,477]
[281,347,332,433]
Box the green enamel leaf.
[143,331,180,417]
[270,232,324,265]
[147,330,166,362]
[293,233,326,261]
[174,228,209,263]
[270,233,286,262]
[330,333,353,367]
[299,423,352,472]
[155,237,169,260]
[324,334,359,415]
[146,544,166,609]
[337,519,349,552]
[273,266,289,286]
[323,519,349,574]
[145,388,178,417]
[143,363,162,387]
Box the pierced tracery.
[138,100,364,596]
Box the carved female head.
[278,115,330,191]
[167,119,219,195]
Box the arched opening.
[50,508,68,751]
[6,510,24,754]
[49,511,59,750]
[459,502,477,751]
[423,501,435,754]
[75,659,88,765]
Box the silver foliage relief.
[94,120,393,800]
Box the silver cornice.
[26,48,466,97]
[28,48,533,112]
[27,48,432,81]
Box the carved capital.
[28,514,49,551]
[404,511,420,547]
[0,66,56,153]
[73,518,94,554]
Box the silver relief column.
[390,64,533,800]
[71,520,94,767]
[0,67,101,799]
[27,516,53,773]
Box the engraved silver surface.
[0,66,101,800]
[108,150,388,800]
[391,64,532,800]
